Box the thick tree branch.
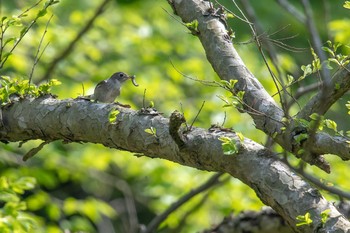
[166,0,350,171]
[202,207,293,233]
[1,96,350,232]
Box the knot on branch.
[169,110,186,149]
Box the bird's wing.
[95,79,107,90]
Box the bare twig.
[301,0,331,90]
[285,82,320,110]
[39,0,112,82]
[143,172,226,233]
[170,60,219,87]
[189,101,205,131]
[283,157,350,200]
[238,0,290,113]
[29,14,53,87]
[221,111,227,127]
[23,140,52,161]
[142,89,147,109]
[180,103,190,130]
[0,0,55,69]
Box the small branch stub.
[169,110,186,149]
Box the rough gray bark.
[1,0,350,232]
[202,207,294,233]
[1,96,350,232]
[166,0,350,172]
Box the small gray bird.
[93,72,138,103]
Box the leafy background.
[0,0,349,232]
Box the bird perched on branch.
[92,72,138,103]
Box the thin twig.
[29,14,53,87]
[221,111,227,127]
[180,102,189,130]
[233,0,287,114]
[283,156,350,199]
[170,59,219,87]
[189,101,205,131]
[18,0,43,18]
[285,82,320,110]
[39,0,112,82]
[81,83,85,96]
[301,0,330,87]
[142,89,147,109]
[0,0,54,69]
[143,172,225,233]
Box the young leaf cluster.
[218,134,243,156]
[287,48,322,86]
[287,41,349,87]
[0,76,61,105]
[294,113,340,138]
[217,79,245,110]
[296,212,313,226]
[108,109,120,123]
[145,127,157,137]
[322,40,350,68]
[185,20,199,35]
[295,209,330,228]
[0,176,37,232]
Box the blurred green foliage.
[0,0,349,232]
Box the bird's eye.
[119,73,124,77]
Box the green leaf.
[236,91,245,100]
[46,203,61,221]
[294,133,308,144]
[346,131,350,138]
[145,127,156,136]
[219,136,238,155]
[20,26,28,38]
[229,79,238,89]
[37,9,48,18]
[287,74,294,85]
[8,16,22,26]
[301,64,312,76]
[185,20,198,31]
[324,119,337,132]
[222,104,233,108]
[322,46,334,56]
[12,177,36,192]
[320,209,330,224]
[149,100,154,108]
[309,113,320,121]
[108,109,119,123]
[0,191,20,203]
[236,132,244,142]
[296,212,313,226]
[344,1,350,9]
[226,13,235,19]
[297,149,305,155]
[4,37,17,46]
[49,79,62,86]
[11,177,36,194]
